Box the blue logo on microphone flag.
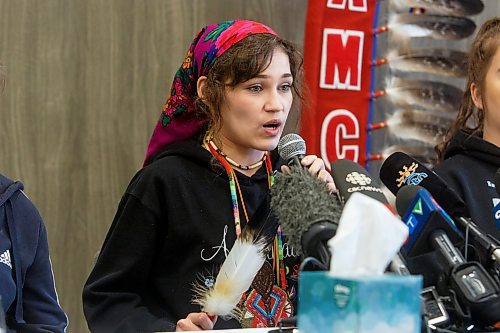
[298,272,422,333]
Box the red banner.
[301,0,378,168]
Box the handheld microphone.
[397,185,500,326]
[395,186,454,327]
[277,133,306,167]
[395,185,463,260]
[380,151,500,264]
[271,167,343,269]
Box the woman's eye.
[280,83,292,92]
[248,85,263,93]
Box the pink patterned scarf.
[144,20,277,165]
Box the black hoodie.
[434,130,500,243]
[83,139,299,332]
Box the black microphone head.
[270,167,342,257]
[380,152,427,195]
[330,159,388,204]
[395,184,463,259]
[495,167,500,197]
[379,151,467,218]
[278,133,306,164]
[395,185,422,217]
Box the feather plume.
[385,13,476,40]
[369,109,453,145]
[378,48,467,78]
[389,0,484,16]
[379,78,462,114]
[192,197,276,319]
[193,237,266,318]
[368,145,438,165]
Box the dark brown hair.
[195,33,304,139]
[436,17,500,160]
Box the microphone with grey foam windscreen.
[271,167,343,270]
[274,133,342,269]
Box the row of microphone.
[274,134,500,329]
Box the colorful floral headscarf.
[144,20,277,165]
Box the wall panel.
[0,1,307,331]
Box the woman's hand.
[281,155,337,193]
[176,313,217,331]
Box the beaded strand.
[206,139,287,290]
[206,141,244,236]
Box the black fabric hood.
[444,130,500,167]
[150,139,213,167]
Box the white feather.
[385,109,452,144]
[388,13,433,39]
[386,50,466,78]
[385,87,421,108]
[193,237,266,318]
[384,87,459,116]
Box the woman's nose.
[264,91,284,112]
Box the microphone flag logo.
[345,172,372,186]
[333,283,352,309]
[412,199,423,215]
[396,162,428,187]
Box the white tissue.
[328,192,409,276]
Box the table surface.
[157,328,298,333]
[157,329,267,333]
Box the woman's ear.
[470,82,484,110]
[197,76,208,101]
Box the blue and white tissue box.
[298,272,422,333]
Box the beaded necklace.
[207,140,266,171]
[205,138,286,289]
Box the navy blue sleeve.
[8,193,68,333]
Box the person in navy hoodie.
[0,67,67,332]
[0,174,68,333]
[435,18,500,247]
